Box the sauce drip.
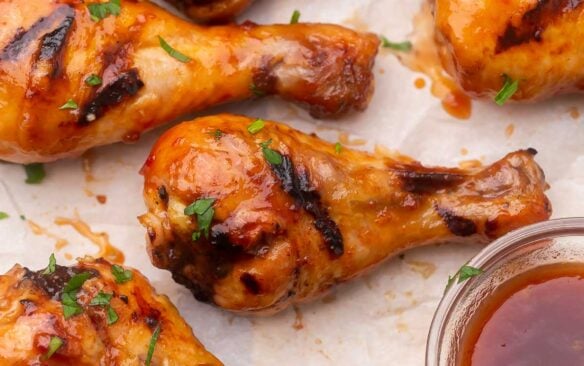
[28,220,69,251]
[396,3,472,120]
[460,263,584,366]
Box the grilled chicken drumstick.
[0,0,378,163]
[167,0,254,23]
[434,0,584,101]
[0,257,222,365]
[140,114,551,314]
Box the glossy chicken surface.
[0,257,222,365]
[140,114,552,314]
[434,0,584,101]
[0,0,378,163]
[167,0,254,23]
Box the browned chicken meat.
[0,256,222,365]
[0,0,378,163]
[434,0,584,101]
[139,114,552,314]
[166,0,254,23]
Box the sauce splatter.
[82,151,96,183]
[96,195,107,204]
[54,215,124,264]
[414,77,426,89]
[569,106,580,120]
[405,259,437,279]
[27,220,69,251]
[505,123,515,138]
[394,2,472,120]
[292,305,304,330]
[460,147,469,156]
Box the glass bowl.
[426,217,584,366]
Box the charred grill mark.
[157,186,169,205]
[0,6,74,61]
[22,265,83,300]
[240,273,261,294]
[36,8,75,78]
[270,155,344,257]
[435,206,477,237]
[497,0,584,53]
[79,69,144,125]
[395,169,465,194]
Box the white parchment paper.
[1,0,583,365]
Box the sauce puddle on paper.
[27,220,69,251]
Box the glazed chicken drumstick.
[0,257,222,365]
[434,0,584,101]
[140,114,551,314]
[166,0,254,23]
[0,0,378,163]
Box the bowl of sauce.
[426,218,584,366]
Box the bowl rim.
[425,217,584,366]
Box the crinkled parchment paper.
[0,1,583,365]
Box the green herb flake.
[89,291,113,306]
[260,139,283,165]
[19,215,26,221]
[494,74,519,106]
[106,305,119,325]
[42,253,57,275]
[85,74,103,87]
[184,198,216,241]
[290,10,301,24]
[42,336,64,360]
[24,163,46,184]
[249,83,266,97]
[145,324,162,366]
[334,142,342,154]
[63,272,92,293]
[61,272,93,319]
[444,264,483,293]
[247,118,265,134]
[380,36,412,52]
[59,99,78,110]
[158,36,192,63]
[0,212,8,220]
[213,129,223,141]
[111,264,133,284]
[87,0,121,22]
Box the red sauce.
[460,263,584,366]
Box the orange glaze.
[55,216,124,264]
[27,220,69,251]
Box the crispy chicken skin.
[434,0,584,101]
[167,0,254,23]
[0,257,222,365]
[0,0,378,163]
[139,114,551,314]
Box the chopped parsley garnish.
[19,215,26,221]
[61,272,92,319]
[24,163,46,184]
[158,36,192,63]
[380,36,412,52]
[334,142,342,154]
[42,336,63,360]
[42,253,57,275]
[184,198,216,241]
[111,264,133,284]
[145,324,161,366]
[290,10,301,24]
[249,83,266,97]
[85,74,103,87]
[59,99,78,110]
[247,118,265,134]
[445,264,483,293]
[89,291,118,325]
[213,129,223,140]
[0,212,8,220]
[260,139,283,165]
[494,74,519,106]
[87,0,121,22]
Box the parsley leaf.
[184,198,216,240]
[213,129,223,141]
[0,212,8,220]
[89,291,113,306]
[106,305,119,325]
[85,74,102,87]
[260,139,283,165]
[494,74,519,106]
[444,264,483,293]
[247,118,265,134]
[334,142,342,154]
[87,0,121,22]
[158,36,192,63]
[290,10,301,24]
[42,336,63,360]
[24,163,46,184]
[59,99,78,110]
[42,253,56,275]
[111,264,133,284]
[145,324,162,366]
[61,272,93,319]
[380,36,412,52]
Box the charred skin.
[0,0,379,163]
[0,257,222,365]
[434,0,584,101]
[139,114,552,314]
[167,0,254,23]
